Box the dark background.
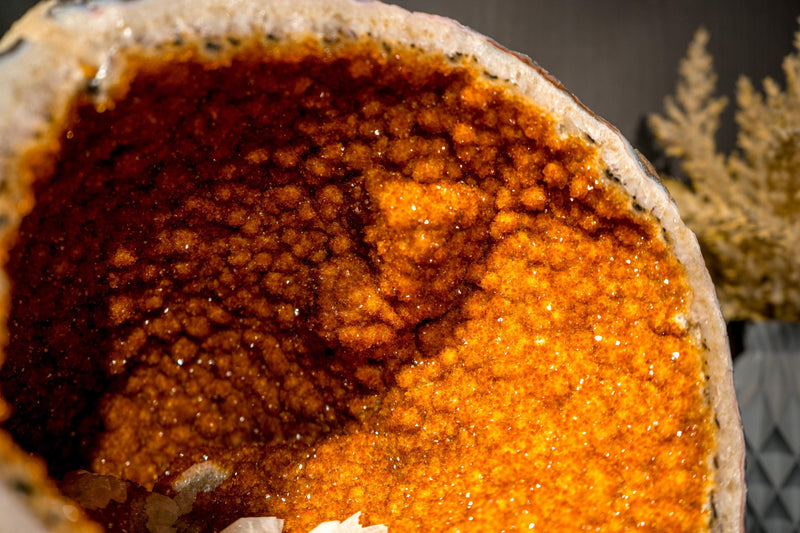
[385,0,800,156]
[2,0,799,157]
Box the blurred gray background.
[2,0,799,158]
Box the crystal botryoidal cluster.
[649,24,800,322]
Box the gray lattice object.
[734,322,800,532]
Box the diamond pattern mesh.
[734,322,800,532]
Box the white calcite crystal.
[220,512,387,533]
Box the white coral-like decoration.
[650,25,800,321]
